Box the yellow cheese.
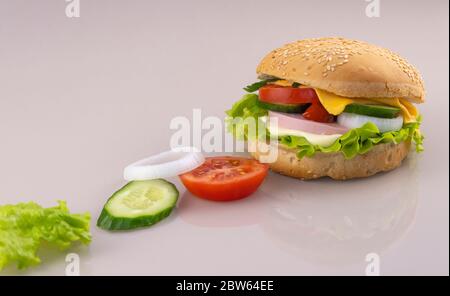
[314,89,418,123]
[314,89,354,115]
[270,80,294,87]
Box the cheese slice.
[270,80,295,87]
[315,89,418,123]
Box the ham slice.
[268,111,349,135]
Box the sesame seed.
[262,37,423,87]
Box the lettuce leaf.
[243,78,278,93]
[280,120,423,159]
[225,94,268,140]
[226,94,424,159]
[0,201,91,271]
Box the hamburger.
[226,37,424,180]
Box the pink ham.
[268,111,349,135]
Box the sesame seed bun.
[250,141,411,180]
[256,37,425,103]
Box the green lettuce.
[225,94,268,140]
[0,201,91,271]
[226,94,424,159]
[243,78,278,93]
[280,120,423,159]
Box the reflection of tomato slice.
[259,85,317,104]
[177,190,264,227]
[179,157,269,202]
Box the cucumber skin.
[97,206,176,231]
[344,104,401,118]
[257,100,308,113]
[96,180,179,231]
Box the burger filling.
[226,78,424,159]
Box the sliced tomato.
[180,156,269,202]
[259,85,317,104]
[259,85,335,123]
[303,97,335,123]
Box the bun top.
[256,37,425,103]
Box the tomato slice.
[180,157,269,202]
[259,84,317,104]
[259,85,335,123]
[303,97,335,123]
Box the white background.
[0,0,448,275]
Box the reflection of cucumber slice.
[258,100,308,113]
[97,179,179,231]
[344,103,401,118]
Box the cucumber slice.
[257,100,308,113]
[97,179,179,231]
[344,103,401,118]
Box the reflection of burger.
[227,37,424,180]
[260,158,419,267]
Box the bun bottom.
[250,141,411,180]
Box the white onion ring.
[337,112,403,133]
[124,147,205,181]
